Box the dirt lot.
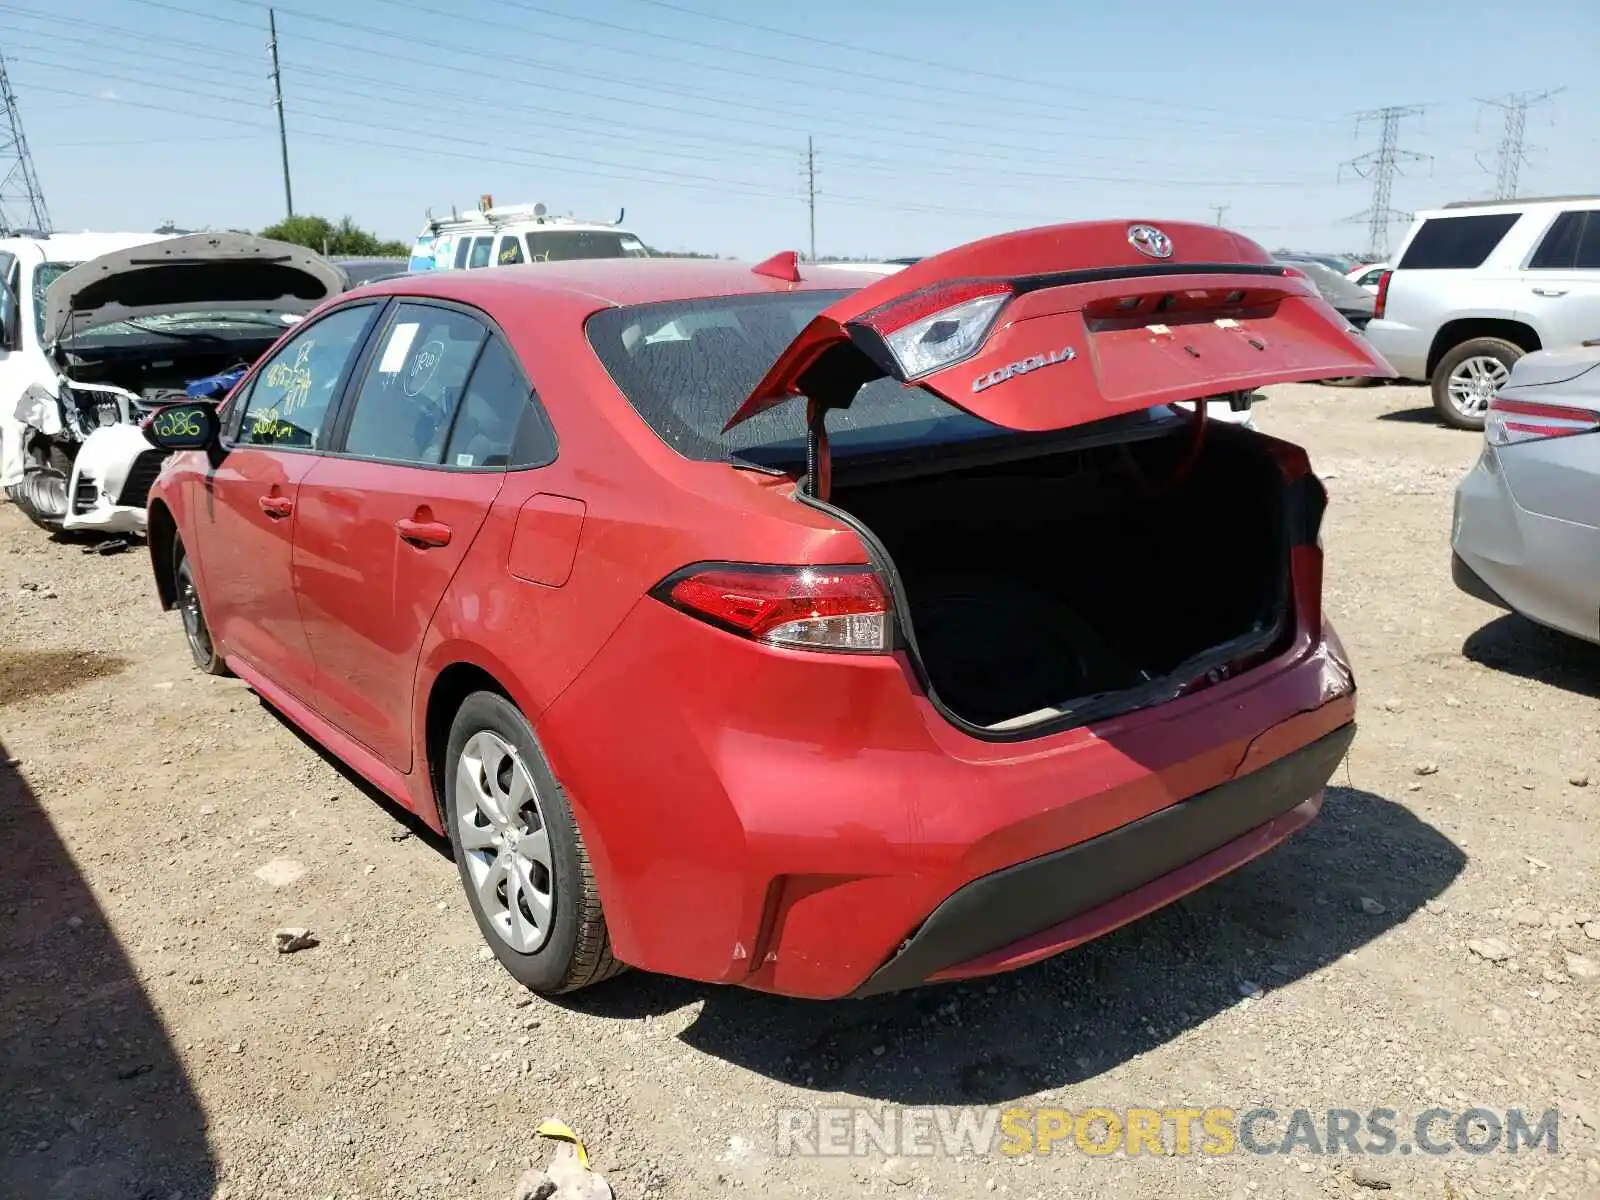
[2,381,1598,1200]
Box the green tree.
[258,214,409,257]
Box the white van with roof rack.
[408,201,650,273]
[1363,193,1600,429]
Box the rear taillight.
[1486,396,1600,446]
[1373,270,1392,320]
[851,280,1013,380]
[653,564,891,653]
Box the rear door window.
[467,237,494,269]
[1397,213,1519,270]
[340,303,489,465]
[443,337,553,468]
[452,238,471,270]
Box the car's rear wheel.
[444,691,623,994]
[1432,337,1523,430]
[173,538,228,676]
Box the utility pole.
[1340,104,1430,260]
[806,136,816,262]
[0,50,50,234]
[1477,88,1562,200]
[268,9,293,218]
[1210,204,1229,227]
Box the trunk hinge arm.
[804,396,832,503]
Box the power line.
[1476,88,1562,200]
[0,48,49,233]
[1341,105,1431,260]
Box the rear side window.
[1397,213,1519,270]
[1529,210,1600,270]
[526,231,650,262]
[452,238,471,270]
[586,291,1002,464]
[342,303,488,465]
[444,337,551,468]
[468,237,494,269]
[498,235,525,265]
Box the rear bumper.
[539,591,1358,999]
[852,723,1353,995]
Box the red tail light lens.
[654,564,891,653]
[1373,270,1392,320]
[1486,396,1600,446]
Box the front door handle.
[396,518,452,548]
[258,495,293,519]
[1532,287,1568,297]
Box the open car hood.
[44,233,348,344]
[726,220,1394,434]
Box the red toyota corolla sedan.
[141,221,1392,999]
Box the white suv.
[1364,195,1600,428]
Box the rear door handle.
[258,495,293,518]
[396,519,452,548]
[1532,287,1568,297]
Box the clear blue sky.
[4,0,1596,260]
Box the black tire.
[173,537,229,676]
[1431,337,1524,430]
[444,691,623,994]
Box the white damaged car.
[2,232,346,537]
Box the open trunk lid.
[43,233,348,345]
[726,220,1394,438]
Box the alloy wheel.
[454,730,555,953]
[1446,355,1510,417]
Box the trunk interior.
[829,420,1293,733]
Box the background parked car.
[1347,261,1389,292]
[1273,257,1382,388]
[1452,343,1600,642]
[1363,194,1600,430]
[8,233,347,536]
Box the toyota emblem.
[1128,224,1174,259]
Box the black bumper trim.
[852,722,1356,996]
[1451,552,1512,611]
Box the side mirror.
[0,286,18,352]
[143,402,220,451]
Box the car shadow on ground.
[1463,612,1600,700]
[1373,405,1443,424]
[0,737,218,1199]
[558,785,1464,1104]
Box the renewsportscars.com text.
[775,1105,1560,1159]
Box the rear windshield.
[1397,213,1518,270]
[586,291,1004,463]
[527,231,650,262]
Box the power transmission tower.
[0,50,50,235]
[1476,88,1562,200]
[1340,105,1430,260]
[806,136,816,261]
[268,9,293,218]
[1210,204,1229,227]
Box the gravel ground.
[1,381,1598,1200]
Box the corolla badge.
[972,346,1076,393]
[1128,224,1173,259]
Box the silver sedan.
[1453,344,1600,642]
